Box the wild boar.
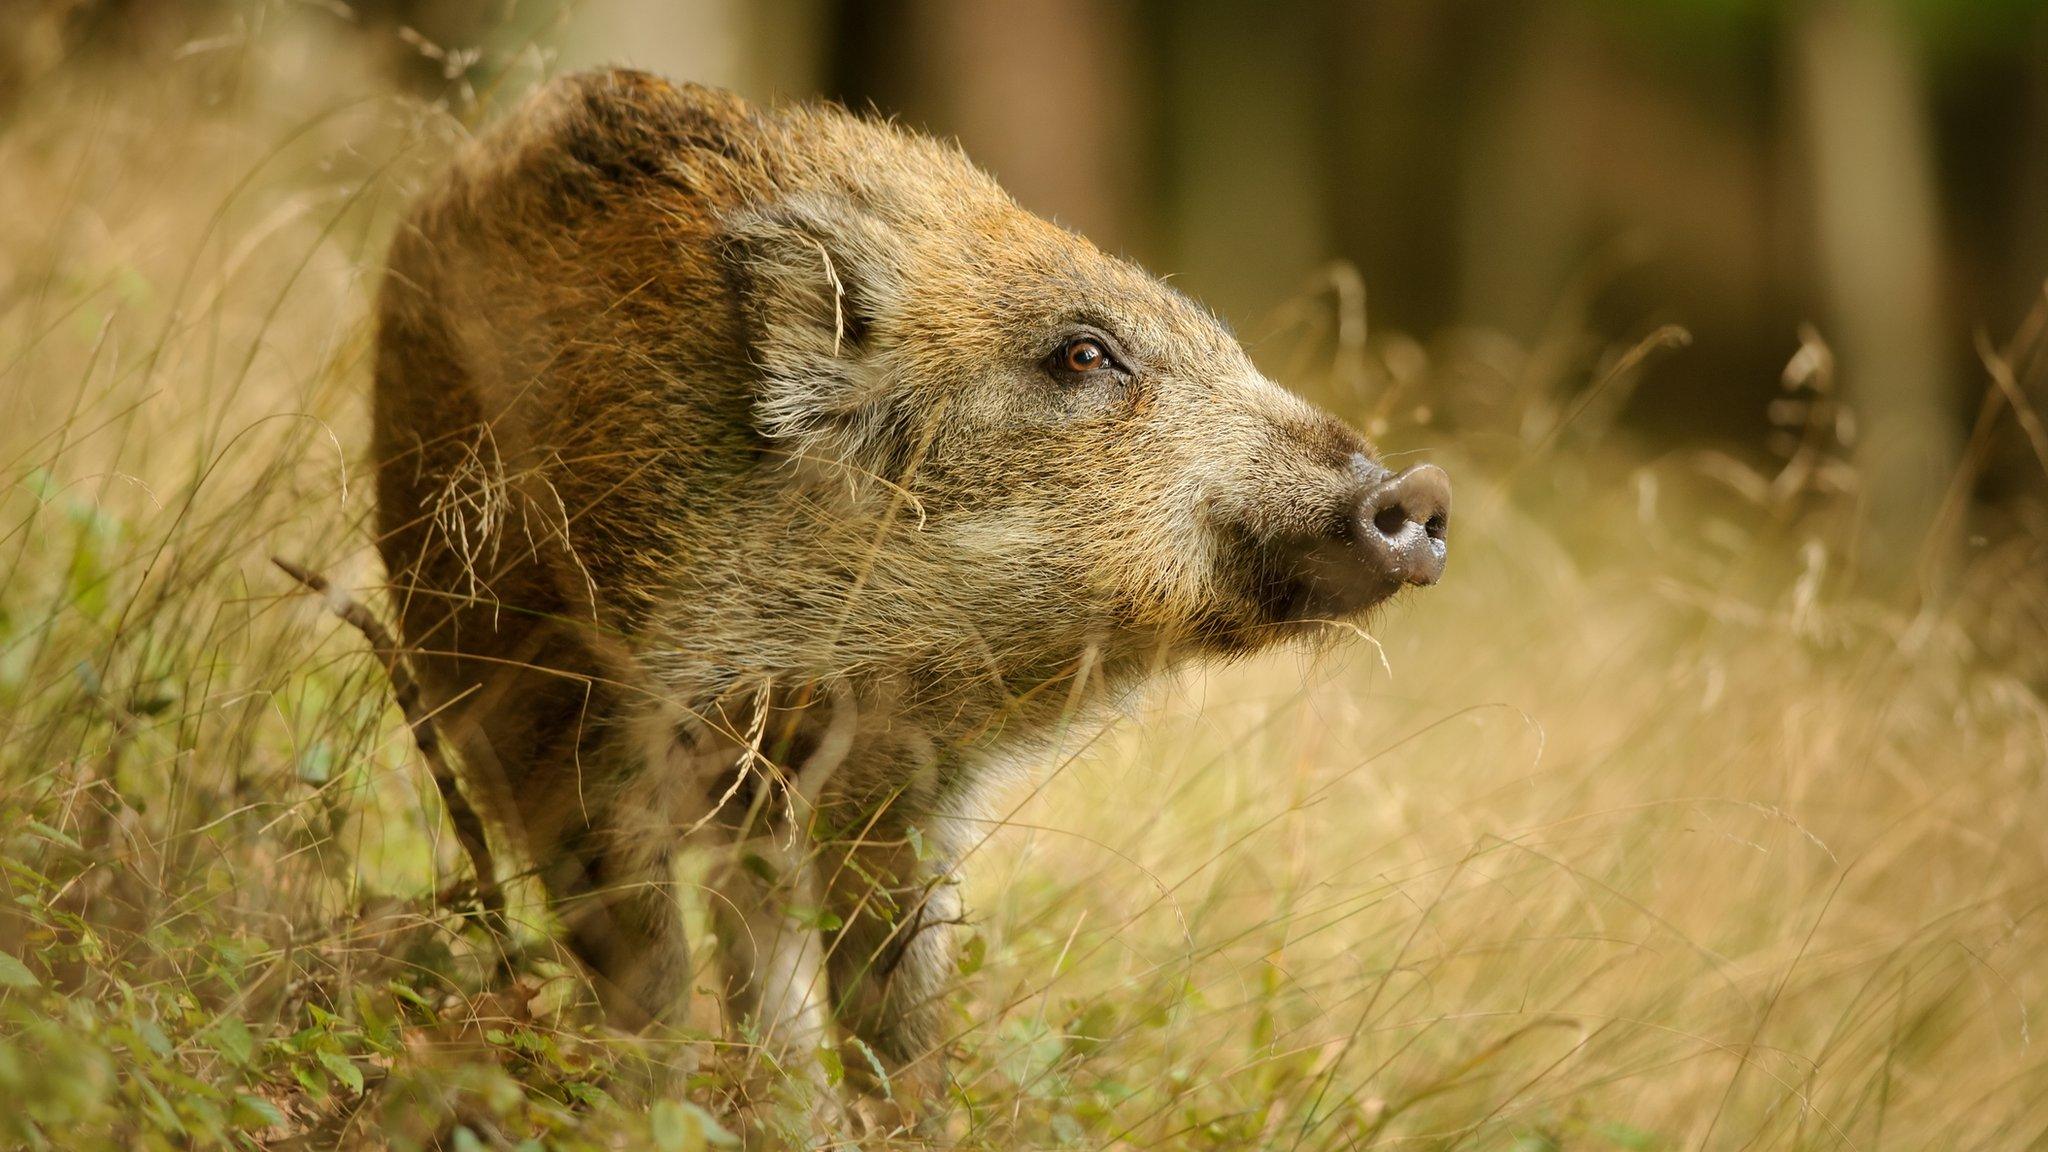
[371,67,1447,1116]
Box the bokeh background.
[5,2,2048,1149]
[15,0,2048,471]
[22,0,2048,582]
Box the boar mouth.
[1255,534,1404,622]
[1197,522,1404,650]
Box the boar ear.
[721,195,909,469]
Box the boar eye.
[1062,339,1109,372]
[1046,335,1123,380]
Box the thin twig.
[272,557,508,942]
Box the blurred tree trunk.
[0,0,74,111]
[552,0,829,103]
[1325,0,1490,339]
[1791,0,1956,589]
[815,0,1143,255]
[2016,13,2048,436]
[1455,3,1587,346]
[904,0,1144,255]
[1157,0,1329,327]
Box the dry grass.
[3,11,2047,1151]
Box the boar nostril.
[1357,463,1452,587]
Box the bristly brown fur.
[371,68,1417,1123]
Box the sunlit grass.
[3,11,2045,1151]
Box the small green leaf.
[318,1050,363,1094]
[649,1100,702,1152]
[739,852,779,885]
[26,821,81,851]
[650,1100,737,1151]
[209,1016,254,1066]
[956,932,987,976]
[682,1102,739,1148]
[233,1094,285,1131]
[387,979,434,1010]
[1067,1001,1116,1056]
[136,1018,172,1057]
[295,743,334,784]
[845,1037,892,1102]
[1597,1121,1663,1150]
[787,906,842,931]
[0,952,40,989]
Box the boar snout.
[1258,459,1451,621]
[1358,463,1451,588]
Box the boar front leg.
[538,728,720,1033]
[711,838,836,1072]
[541,812,693,1031]
[818,820,962,1109]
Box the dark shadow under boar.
[371,68,1448,1126]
